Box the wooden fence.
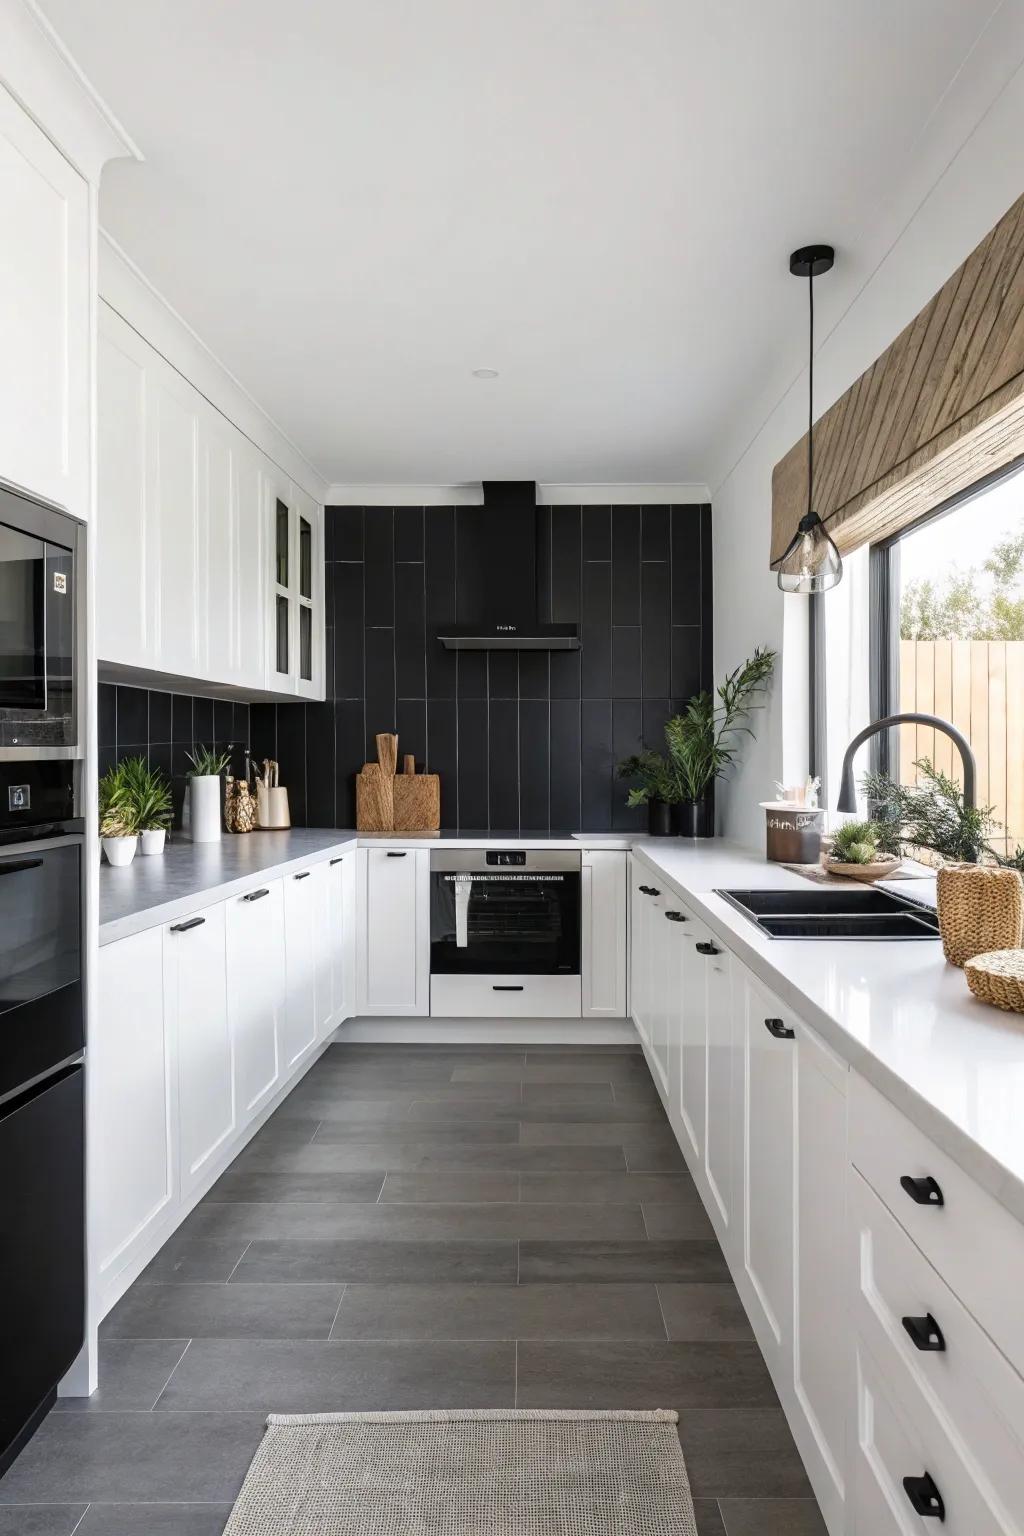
[899,639,1024,853]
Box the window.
[815,461,1024,856]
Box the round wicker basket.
[964,949,1024,1014]
[935,864,1023,967]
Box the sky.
[899,464,1024,589]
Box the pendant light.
[777,244,843,593]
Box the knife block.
[257,784,291,829]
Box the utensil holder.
[257,783,291,829]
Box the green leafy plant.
[663,646,777,804]
[98,761,139,838]
[119,754,172,832]
[186,744,231,777]
[828,819,884,865]
[616,750,682,809]
[860,758,996,863]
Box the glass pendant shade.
[776,509,843,593]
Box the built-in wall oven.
[429,848,583,1017]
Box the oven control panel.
[486,850,527,866]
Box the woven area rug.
[223,1409,697,1535]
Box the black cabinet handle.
[169,916,205,933]
[665,910,688,922]
[902,1313,945,1352]
[696,941,722,956]
[901,1174,944,1207]
[493,984,524,992]
[387,850,408,858]
[243,888,270,903]
[764,1016,795,1039]
[330,857,345,865]
[294,870,311,880]
[638,884,660,896]
[0,858,43,877]
[903,1473,945,1521]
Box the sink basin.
[716,886,940,941]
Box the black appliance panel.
[430,851,581,976]
[0,839,82,1097]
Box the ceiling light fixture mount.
[777,243,843,594]
[471,367,499,379]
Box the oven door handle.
[0,858,44,876]
[493,985,525,992]
[455,875,472,948]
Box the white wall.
[710,15,1024,851]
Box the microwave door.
[0,525,46,712]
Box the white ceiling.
[38,0,1014,487]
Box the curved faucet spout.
[836,712,977,814]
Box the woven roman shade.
[771,192,1024,568]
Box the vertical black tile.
[536,506,552,623]
[426,698,458,830]
[148,690,172,745]
[487,651,519,700]
[213,698,234,750]
[672,627,702,700]
[550,507,581,624]
[454,507,486,625]
[611,506,641,625]
[117,742,147,766]
[276,703,307,827]
[324,504,337,565]
[172,693,194,748]
[581,560,611,698]
[518,650,549,699]
[395,562,426,699]
[456,649,488,700]
[305,701,336,827]
[641,505,670,561]
[333,505,364,561]
[457,699,488,832]
[193,696,214,751]
[98,745,115,781]
[611,627,642,697]
[249,704,277,765]
[364,627,396,744]
[488,699,519,833]
[643,700,672,753]
[116,685,148,747]
[611,700,645,832]
[335,701,365,827]
[324,626,336,700]
[549,649,581,701]
[581,700,613,831]
[98,683,117,748]
[334,562,365,700]
[700,504,714,688]
[363,509,395,625]
[149,742,173,785]
[641,560,671,698]
[582,506,611,561]
[519,700,550,834]
[396,700,426,773]
[394,506,424,562]
[233,702,251,749]
[549,699,581,832]
[671,504,702,623]
[425,507,456,690]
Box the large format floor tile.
[377,1170,520,1202]
[184,1199,647,1243]
[330,1283,667,1340]
[232,1237,517,1283]
[657,1284,756,1342]
[0,1508,86,1535]
[676,1408,815,1499]
[718,1498,828,1535]
[232,1139,628,1173]
[204,1168,385,1202]
[519,1239,731,1282]
[102,1284,344,1341]
[515,1341,777,1410]
[53,1341,189,1412]
[76,1506,233,1535]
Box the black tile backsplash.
[98,682,251,831]
[250,502,712,834]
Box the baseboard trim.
[336,1017,636,1045]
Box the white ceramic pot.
[102,834,137,867]
[189,774,223,843]
[140,828,166,856]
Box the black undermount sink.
[716,886,941,941]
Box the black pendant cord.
[807,267,814,523]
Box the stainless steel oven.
[0,484,84,760]
[429,849,582,1017]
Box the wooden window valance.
[771,192,1024,568]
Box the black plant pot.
[673,797,713,838]
[648,799,673,837]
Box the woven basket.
[964,949,1024,1014]
[935,864,1023,967]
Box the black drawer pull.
[903,1473,945,1521]
[330,857,345,865]
[696,941,722,956]
[387,850,408,858]
[169,916,205,933]
[243,888,270,903]
[901,1174,944,1207]
[764,1016,795,1039]
[493,985,525,992]
[0,858,43,877]
[293,871,311,880]
[638,884,660,896]
[665,910,688,922]
[902,1313,945,1352]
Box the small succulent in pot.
[828,819,884,864]
[98,761,140,866]
[615,751,681,836]
[185,744,232,844]
[119,754,172,855]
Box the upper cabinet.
[0,84,89,516]
[97,303,323,699]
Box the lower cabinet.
[226,880,285,1118]
[165,902,234,1202]
[582,851,627,1018]
[358,848,430,1016]
[282,867,322,1070]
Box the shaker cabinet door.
[358,849,429,1015]
[226,880,285,1119]
[166,903,234,1200]
[282,867,320,1067]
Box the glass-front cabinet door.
[268,479,323,697]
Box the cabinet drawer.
[852,1171,1024,1527]
[430,974,582,1018]
[850,1073,1024,1376]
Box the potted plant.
[664,646,777,837]
[120,754,172,855]
[185,745,231,843]
[98,761,139,866]
[615,751,681,835]
[822,818,901,881]
[860,758,994,864]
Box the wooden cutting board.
[356,763,392,831]
[393,760,441,831]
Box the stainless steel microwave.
[0,484,84,760]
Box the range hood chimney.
[437,482,580,650]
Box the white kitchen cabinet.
[200,409,236,685]
[703,939,734,1237]
[358,848,430,1015]
[226,879,285,1118]
[314,860,335,1037]
[165,903,234,1200]
[678,914,709,1169]
[0,85,89,515]
[150,358,202,678]
[91,928,176,1315]
[628,856,651,1045]
[96,312,150,663]
[282,867,321,1068]
[325,852,355,1030]
[582,851,627,1017]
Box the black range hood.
[438,481,580,651]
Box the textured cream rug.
[224,1409,697,1534]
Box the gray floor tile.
[694,1500,727,1536]
[515,1341,776,1409]
[378,1171,520,1203]
[519,1121,677,1145]
[156,1339,515,1412]
[521,1082,614,1104]
[677,1408,814,1499]
[718,1498,828,1536]
[658,1284,756,1342]
[203,1168,385,1203]
[233,1238,517,1283]
[407,1101,668,1125]
[0,1414,266,1504]
[519,1240,731,1283]
[53,1342,189,1412]
[312,1120,519,1145]
[642,1202,716,1239]
[233,1140,628,1174]
[101,1284,344,1340]
[520,1172,696,1203]
[0,1508,86,1535]
[140,1239,249,1284]
[452,1063,653,1085]
[76,1507,232,1536]
[623,1140,687,1171]
[182,1201,646,1242]
[243,1118,320,1148]
[331,1283,667,1340]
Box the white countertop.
[632,838,1024,1226]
